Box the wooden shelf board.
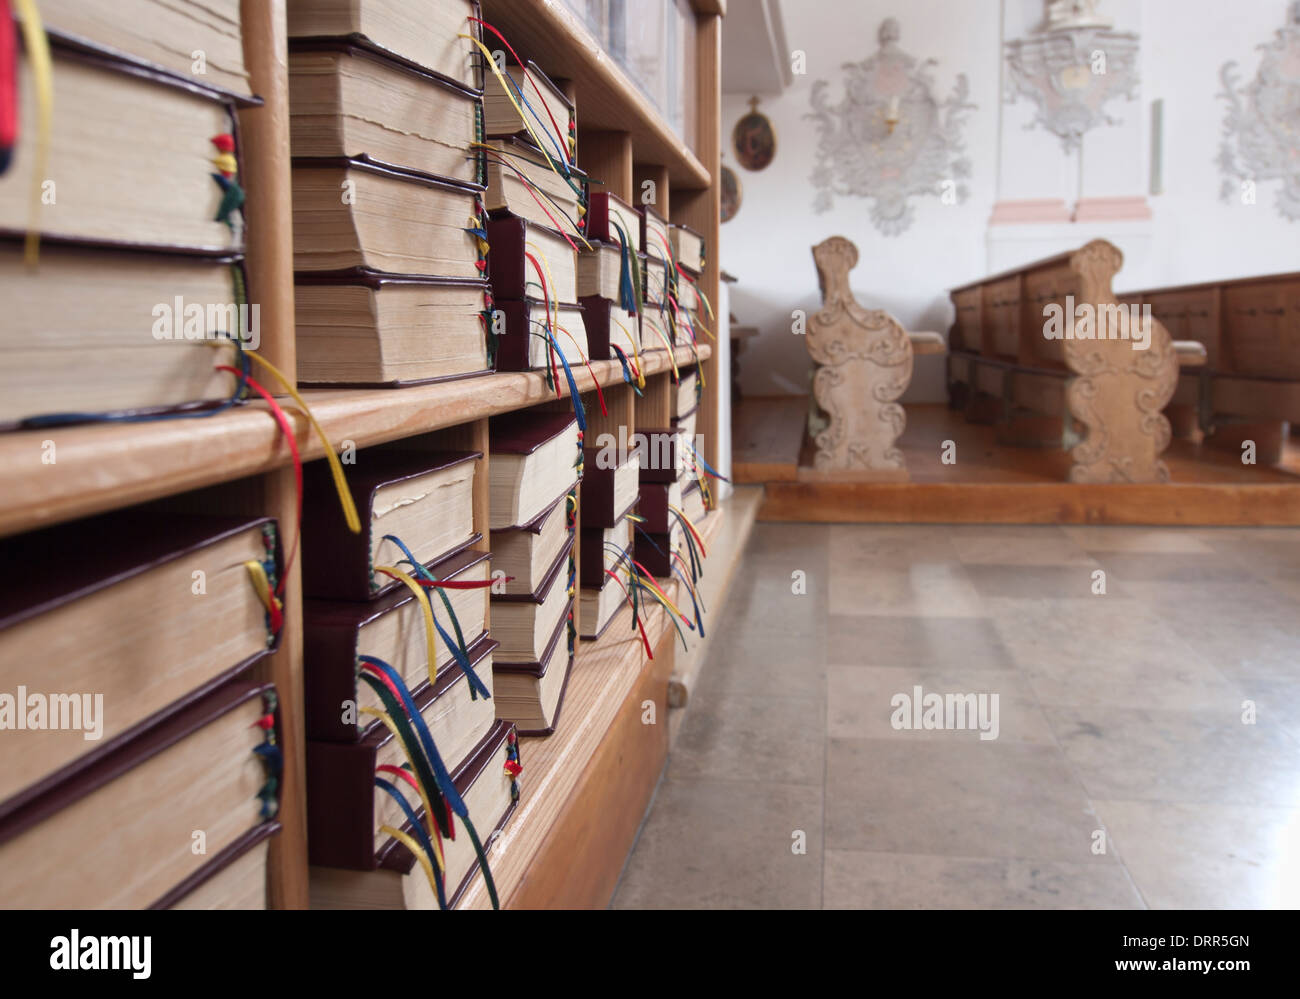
[457,504,727,909]
[0,344,709,538]
[480,0,710,189]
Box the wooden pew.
[947,240,1180,482]
[1117,272,1300,459]
[804,236,946,480]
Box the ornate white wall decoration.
[805,18,974,236]
[1217,2,1300,220]
[1003,1,1139,153]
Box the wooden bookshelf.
[4,0,725,911]
[479,0,711,188]
[456,506,726,909]
[0,345,708,539]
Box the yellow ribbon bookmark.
[525,240,562,336]
[472,141,592,249]
[14,0,53,267]
[381,825,444,902]
[460,34,572,188]
[245,352,361,535]
[374,564,440,688]
[363,707,446,873]
[242,558,280,617]
[611,317,646,388]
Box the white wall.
[722,0,1002,402]
[1139,0,1300,290]
[720,0,1300,401]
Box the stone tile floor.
[612,523,1300,909]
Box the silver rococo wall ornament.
[1003,0,1139,154]
[1217,2,1300,220]
[806,18,975,236]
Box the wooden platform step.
[759,481,1300,526]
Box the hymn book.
[304,547,492,744]
[0,513,280,811]
[288,40,483,187]
[301,450,479,601]
[287,0,484,92]
[493,603,573,735]
[309,719,518,909]
[0,679,279,909]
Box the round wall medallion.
[732,96,776,171]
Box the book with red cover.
[293,270,494,387]
[635,427,680,484]
[287,37,486,187]
[301,449,480,602]
[287,0,486,95]
[490,297,586,372]
[638,481,679,534]
[484,58,573,145]
[634,527,677,579]
[485,215,576,302]
[308,715,516,880]
[303,546,492,742]
[641,203,671,260]
[580,294,641,361]
[585,190,643,248]
[0,511,281,813]
[489,411,580,470]
[493,601,574,737]
[579,450,637,528]
[0,30,257,254]
[669,222,706,276]
[305,634,499,870]
[152,820,281,909]
[0,676,281,908]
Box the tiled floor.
[611,522,1300,909]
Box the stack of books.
[636,367,709,577]
[482,60,591,372]
[488,411,581,734]
[586,190,661,356]
[577,431,640,640]
[1,3,259,427]
[640,203,678,348]
[0,510,285,908]
[671,223,708,342]
[287,0,493,386]
[576,192,640,363]
[675,367,710,527]
[301,448,519,910]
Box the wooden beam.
[238,0,307,911]
[671,12,722,474]
[633,163,670,220]
[580,130,634,204]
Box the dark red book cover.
[303,546,492,743]
[301,449,480,602]
[579,294,641,361]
